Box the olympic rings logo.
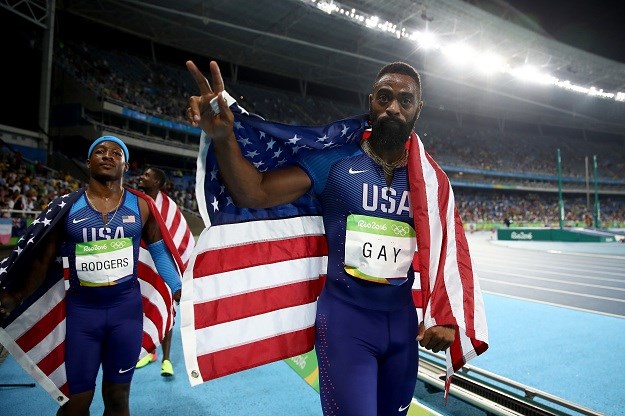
[110,241,128,249]
[391,225,409,237]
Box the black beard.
[368,113,415,149]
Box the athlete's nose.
[386,98,401,116]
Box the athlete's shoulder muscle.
[297,143,362,194]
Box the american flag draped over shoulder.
[180,98,488,393]
[154,190,196,267]
[180,103,367,384]
[407,133,489,395]
[0,187,181,404]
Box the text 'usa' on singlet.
[63,190,143,291]
[297,143,417,311]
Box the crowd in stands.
[456,189,624,228]
[125,168,198,213]
[0,147,81,238]
[420,120,625,180]
[1,143,624,241]
[0,138,202,221]
[54,39,625,184]
[4,37,624,243]
[0,145,198,241]
[55,41,190,123]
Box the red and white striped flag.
[154,191,195,267]
[181,216,327,383]
[407,134,489,395]
[179,104,488,393]
[0,188,182,404]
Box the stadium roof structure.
[8,0,625,135]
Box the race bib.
[344,214,416,285]
[75,238,134,286]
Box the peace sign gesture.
[185,60,235,141]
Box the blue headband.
[87,136,130,162]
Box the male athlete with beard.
[185,61,464,416]
[135,167,195,377]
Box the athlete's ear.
[123,162,129,172]
[415,100,424,120]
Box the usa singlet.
[61,190,144,394]
[298,144,419,416]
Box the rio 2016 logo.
[510,231,533,240]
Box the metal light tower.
[593,155,601,228]
[556,149,564,229]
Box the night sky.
[504,0,625,63]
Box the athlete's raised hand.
[185,60,235,141]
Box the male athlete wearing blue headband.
[0,135,183,415]
[87,135,130,162]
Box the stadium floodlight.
[556,80,585,93]
[315,0,338,14]
[587,87,614,99]
[475,52,506,74]
[365,15,378,28]
[415,31,439,51]
[442,43,474,66]
[301,0,625,103]
[509,65,556,85]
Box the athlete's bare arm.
[138,197,181,301]
[186,60,311,208]
[138,197,163,244]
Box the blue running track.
[1,231,623,415]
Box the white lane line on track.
[477,266,625,283]
[482,290,625,319]
[470,247,625,262]
[471,249,625,267]
[545,250,625,260]
[480,278,625,303]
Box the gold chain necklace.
[360,139,409,177]
[85,188,125,227]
